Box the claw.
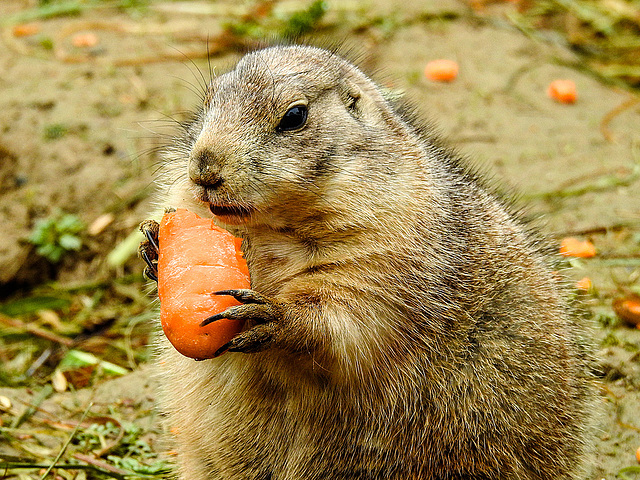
[200,305,244,327]
[200,312,225,327]
[213,322,277,355]
[202,289,281,354]
[144,267,158,282]
[139,219,160,283]
[141,249,157,272]
[214,341,232,357]
[214,289,239,296]
[145,228,159,252]
[214,289,266,304]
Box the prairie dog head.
[172,45,420,231]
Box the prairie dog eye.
[277,105,308,132]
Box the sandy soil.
[0,0,639,478]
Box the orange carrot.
[547,79,577,104]
[12,23,41,37]
[72,33,99,48]
[158,209,249,360]
[559,237,596,258]
[613,295,640,329]
[575,277,592,291]
[636,445,640,463]
[424,59,459,82]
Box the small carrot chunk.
[72,33,99,48]
[613,295,640,329]
[559,237,596,258]
[424,59,459,82]
[158,209,250,360]
[575,277,592,291]
[12,23,41,37]
[547,79,577,104]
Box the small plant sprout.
[29,210,85,262]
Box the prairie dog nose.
[189,149,223,188]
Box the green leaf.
[106,228,144,267]
[56,214,84,233]
[0,296,71,316]
[36,242,55,257]
[59,350,128,376]
[281,0,328,38]
[29,219,54,244]
[58,233,82,251]
[28,210,84,262]
[38,243,64,262]
[43,123,68,140]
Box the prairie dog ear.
[338,77,362,116]
[338,76,389,126]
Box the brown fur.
[150,45,594,479]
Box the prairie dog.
[142,45,594,479]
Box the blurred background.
[0,0,639,478]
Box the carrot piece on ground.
[547,79,577,104]
[613,295,640,329]
[559,237,596,258]
[575,277,592,291]
[72,33,99,48]
[424,59,459,82]
[158,209,250,360]
[12,23,41,37]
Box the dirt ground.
[1,0,639,478]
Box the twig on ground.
[0,313,73,347]
[72,453,130,477]
[600,94,640,142]
[557,221,638,237]
[618,466,640,480]
[11,385,54,429]
[39,402,93,479]
[523,158,640,201]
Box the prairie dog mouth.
[209,203,254,224]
